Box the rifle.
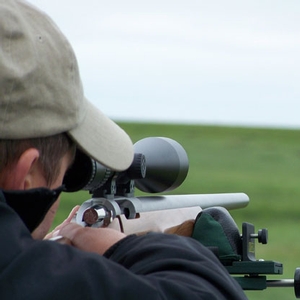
[63,137,300,298]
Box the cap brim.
[68,100,133,171]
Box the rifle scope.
[63,137,189,194]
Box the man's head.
[0,133,75,239]
[0,0,133,172]
[0,0,134,238]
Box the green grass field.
[54,122,300,300]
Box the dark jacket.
[0,189,247,299]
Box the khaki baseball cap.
[0,0,133,171]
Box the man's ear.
[4,148,41,190]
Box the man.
[0,0,247,299]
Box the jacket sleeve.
[0,203,246,300]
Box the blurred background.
[30,1,300,299]
[31,0,300,128]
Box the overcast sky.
[30,0,300,128]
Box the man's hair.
[0,133,76,186]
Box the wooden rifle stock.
[108,206,201,235]
[52,192,249,243]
